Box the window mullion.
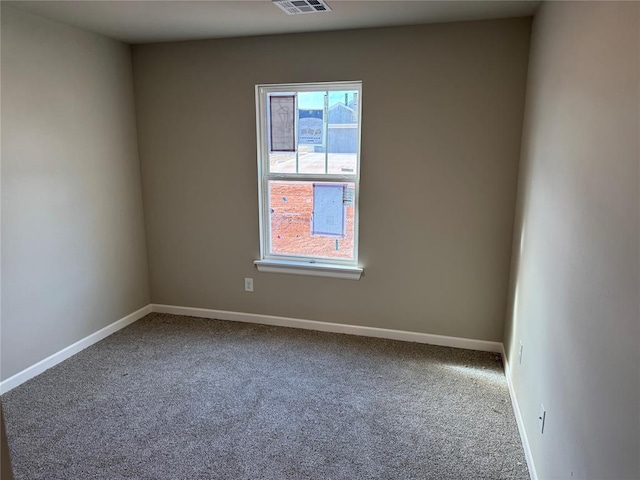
[295,93,299,174]
[265,174,356,183]
[324,92,328,175]
[263,176,272,257]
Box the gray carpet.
[2,313,529,479]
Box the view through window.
[256,82,362,267]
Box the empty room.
[1,1,638,479]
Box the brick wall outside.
[269,182,355,260]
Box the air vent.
[272,0,332,15]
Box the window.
[254,81,363,280]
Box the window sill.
[254,259,363,280]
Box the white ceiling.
[6,0,540,45]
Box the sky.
[298,90,357,110]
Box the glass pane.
[296,146,326,174]
[268,94,295,152]
[327,90,359,175]
[297,91,326,174]
[269,151,296,173]
[268,92,297,173]
[269,181,355,261]
[267,89,359,175]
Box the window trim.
[255,81,363,279]
[254,259,363,280]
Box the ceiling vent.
[272,0,332,15]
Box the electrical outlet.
[538,404,546,434]
[244,278,253,292]
[518,341,524,365]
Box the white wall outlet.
[244,277,254,292]
[518,341,524,365]
[539,404,546,434]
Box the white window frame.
[254,81,363,280]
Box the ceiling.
[6,0,540,45]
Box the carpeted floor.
[2,313,529,479]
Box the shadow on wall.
[506,221,526,361]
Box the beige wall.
[132,18,531,342]
[503,2,639,478]
[1,7,151,380]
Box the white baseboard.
[501,345,537,480]
[151,304,503,353]
[0,304,153,395]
